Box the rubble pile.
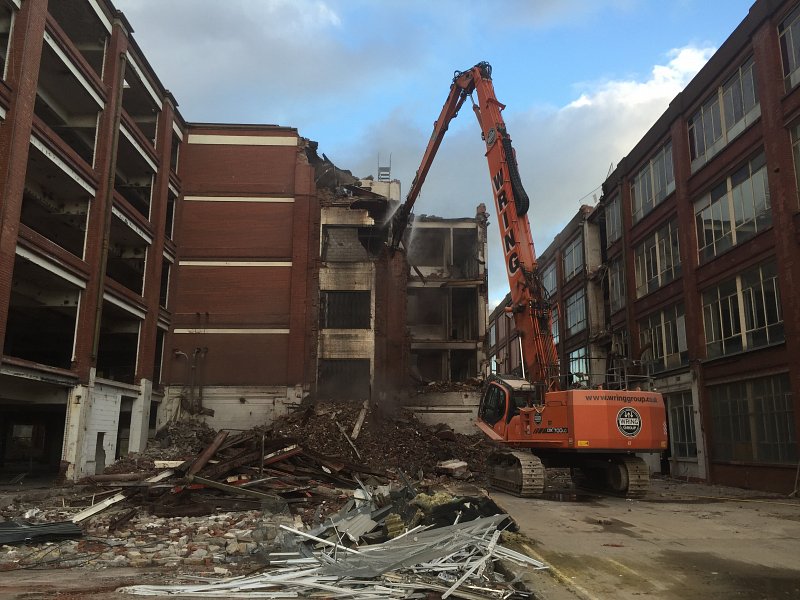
[268,399,494,477]
[0,407,548,597]
[417,377,484,392]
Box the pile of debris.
[1,403,543,594]
[268,399,494,478]
[120,518,545,598]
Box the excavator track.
[573,455,650,499]
[487,450,545,497]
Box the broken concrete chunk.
[435,460,470,478]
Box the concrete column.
[128,378,152,453]
[0,0,48,353]
[63,374,94,480]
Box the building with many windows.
[489,0,800,492]
[594,0,799,491]
[0,0,486,479]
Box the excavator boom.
[391,62,558,391]
[398,62,668,499]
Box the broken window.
[451,288,478,340]
[48,1,108,77]
[4,255,80,369]
[452,228,479,278]
[411,350,445,382]
[21,138,92,260]
[317,359,370,400]
[407,288,446,339]
[321,226,371,262]
[96,301,141,384]
[406,228,449,268]
[165,187,177,240]
[320,291,370,329]
[450,350,477,380]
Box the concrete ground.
[493,477,800,600]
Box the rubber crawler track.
[619,455,650,499]
[573,455,651,499]
[488,451,545,497]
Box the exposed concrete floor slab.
[493,478,800,600]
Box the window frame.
[694,152,771,263]
[562,235,584,282]
[540,262,557,298]
[320,290,372,329]
[633,218,681,298]
[564,288,586,336]
[701,260,784,359]
[638,303,688,374]
[631,141,675,224]
[567,345,589,386]
[667,391,698,459]
[688,56,760,172]
[608,256,626,314]
[605,194,622,246]
[780,4,800,90]
[710,373,796,465]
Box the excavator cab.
[478,375,545,434]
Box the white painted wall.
[77,382,122,478]
[159,385,303,432]
[403,390,481,434]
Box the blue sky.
[116,0,754,306]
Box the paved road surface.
[493,478,800,600]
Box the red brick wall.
[167,127,318,388]
[0,0,48,354]
[180,203,293,259]
[168,333,289,386]
[181,145,297,196]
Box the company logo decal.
[617,407,642,437]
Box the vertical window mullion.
[735,274,747,349]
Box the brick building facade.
[489,0,800,492]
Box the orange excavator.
[390,62,668,498]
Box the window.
[480,385,506,425]
[710,373,796,464]
[667,391,697,458]
[489,323,496,348]
[638,303,687,374]
[634,218,681,298]
[790,121,800,206]
[780,4,800,90]
[568,346,589,386]
[611,329,629,358]
[605,194,622,246]
[702,260,783,359]
[540,263,557,298]
[320,291,370,328]
[695,152,771,262]
[551,305,560,345]
[608,256,626,313]
[689,57,759,171]
[0,3,13,80]
[631,142,674,224]
[564,288,586,336]
[562,236,584,281]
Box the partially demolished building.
[0,0,486,480]
[406,209,489,383]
